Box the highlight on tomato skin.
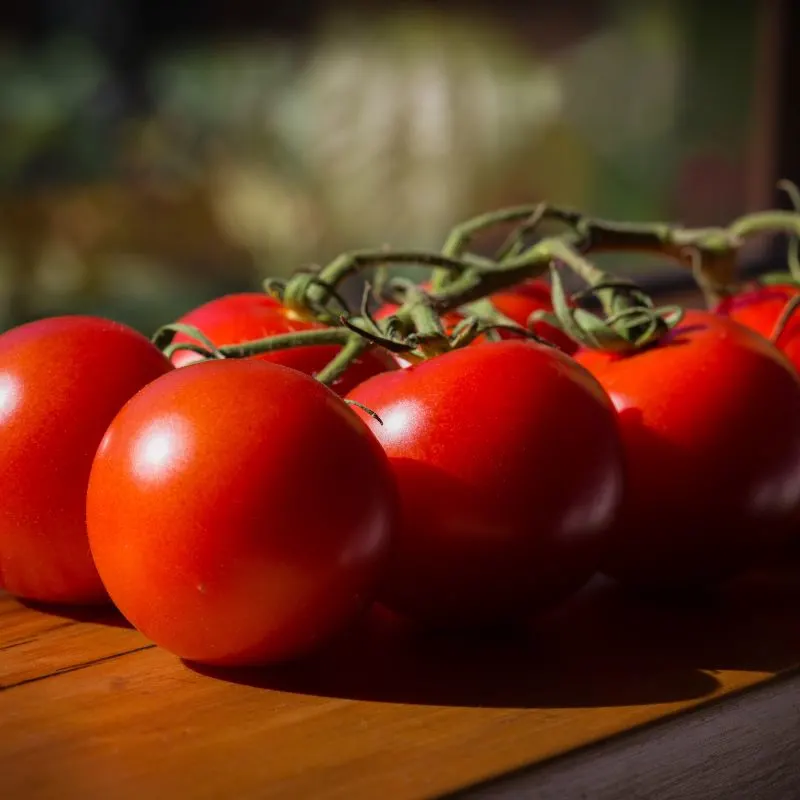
[714,283,800,371]
[170,292,398,395]
[86,359,398,667]
[575,310,800,592]
[346,338,625,629]
[0,315,174,605]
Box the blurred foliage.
[0,1,760,333]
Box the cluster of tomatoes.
[2,267,800,669]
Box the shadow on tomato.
[604,404,797,591]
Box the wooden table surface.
[4,563,800,800]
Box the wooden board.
[4,563,800,800]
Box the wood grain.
[0,597,150,688]
[3,562,800,800]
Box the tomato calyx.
[369,277,552,355]
[544,254,683,356]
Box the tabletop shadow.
[187,577,722,709]
[550,563,800,677]
[18,597,133,629]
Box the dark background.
[0,0,792,331]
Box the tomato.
[87,359,397,666]
[376,279,576,367]
[171,293,397,395]
[0,316,173,604]
[346,340,624,627]
[575,310,800,591]
[715,282,800,371]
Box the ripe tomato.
[346,340,624,627]
[170,293,397,395]
[575,310,800,591]
[376,279,576,367]
[87,359,397,666]
[715,282,800,371]
[0,316,173,604]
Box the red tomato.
[171,293,396,395]
[715,283,800,371]
[0,316,173,604]
[376,279,576,367]
[575,310,800,591]
[346,340,624,627]
[87,359,397,666]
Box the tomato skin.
[715,283,800,371]
[0,316,173,604]
[171,293,397,395]
[346,340,624,627]
[575,310,800,590]
[87,359,397,666]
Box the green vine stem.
[272,251,480,326]
[157,198,800,383]
[769,294,800,344]
[153,322,393,389]
[272,233,687,357]
[439,200,800,307]
[771,180,800,285]
[277,204,800,331]
[433,203,584,294]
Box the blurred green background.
[0,0,766,334]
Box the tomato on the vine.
[0,316,173,604]
[346,339,624,627]
[87,359,397,666]
[715,282,800,371]
[575,310,800,591]
[171,293,396,395]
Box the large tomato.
[346,340,623,627]
[715,282,800,371]
[170,293,396,395]
[575,310,800,591]
[87,359,397,666]
[0,316,173,604]
[376,279,576,367]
